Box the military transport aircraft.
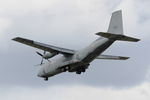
[12,10,140,81]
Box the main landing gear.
[76,68,86,74]
[76,71,81,74]
[44,77,48,81]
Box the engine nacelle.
[43,52,57,59]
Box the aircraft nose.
[37,70,44,77]
[37,73,42,77]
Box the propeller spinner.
[36,51,46,65]
[36,51,57,65]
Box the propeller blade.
[40,58,44,65]
[44,51,46,54]
[47,59,51,62]
[36,51,47,65]
[36,51,43,57]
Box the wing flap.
[96,55,129,60]
[12,37,75,55]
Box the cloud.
[115,0,150,39]
[0,0,56,15]
[1,83,150,100]
[0,17,12,50]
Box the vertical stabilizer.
[95,10,140,42]
[107,10,123,34]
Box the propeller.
[36,51,46,65]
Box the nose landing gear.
[44,77,48,81]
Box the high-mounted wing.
[96,55,129,60]
[12,37,75,55]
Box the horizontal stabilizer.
[96,55,129,60]
[96,32,140,42]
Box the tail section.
[107,10,123,34]
[96,10,140,42]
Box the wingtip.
[12,37,24,42]
[136,38,141,42]
[119,56,130,60]
[132,38,140,42]
[12,37,19,41]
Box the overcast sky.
[0,0,150,100]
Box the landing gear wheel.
[61,66,70,72]
[44,77,48,81]
[65,66,69,70]
[76,71,81,74]
[61,68,66,72]
[82,68,85,72]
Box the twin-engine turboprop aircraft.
[12,10,140,81]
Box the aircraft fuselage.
[37,37,114,78]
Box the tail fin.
[96,10,140,42]
[107,10,123,34]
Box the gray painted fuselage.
[38,37,114,78]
